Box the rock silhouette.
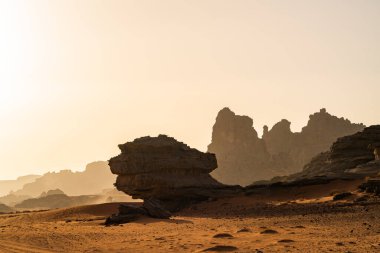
[0,203,13,213]
[208,107,365,185]
[109,135,241,211]
[256,125,380,186]
[12,161,115,197]
[15,192,104,209]
[39,189,65,198]
[208,108,273,185]
[291,125,380,181]
[0,175,41,197]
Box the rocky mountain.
[208,108,365,186]
[109,135,241,211]
[13,161,116,197]
[0,175,41,197]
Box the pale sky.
[0,0,379,179]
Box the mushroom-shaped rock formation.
[109,135,241,211]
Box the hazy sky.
[0,0,379,179]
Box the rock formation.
[0,175,41,197]
[208,107,365,186]
[15,193,104,210]
[109,135,241,211]
[264,108,365,174]
[281,125,380,182]
[39,189,65,198]
[13,161,116,197]
[208,108,274,186]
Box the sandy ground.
[0,180,379,253]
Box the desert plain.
[0,179,379,253]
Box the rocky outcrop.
[277,125,380,183]
[208,108,274,186]
[109,135,241,211]
[264,108,365,174]
[208,107,365,186]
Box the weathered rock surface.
[293,125,380,180]
[359,177,380,195]
[346,161,380,177]
[208,107,365,186]
[109,135,241,211]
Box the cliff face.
[208,108,274,186]
[208,108,365,186]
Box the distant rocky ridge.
[208,108,365,186]
[1,188,134,210]
[12,161,116,197]
[0,194,31,207]
[109,135,242,211]
[0,203,13,213]
[14,191,103,210]
[0,175,41,197]
[39,189,65,198]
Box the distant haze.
[0,1,379,179]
